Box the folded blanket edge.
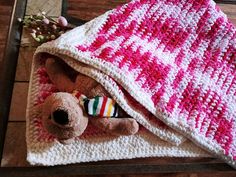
[33,43,236,169]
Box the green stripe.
[93,96,99,116]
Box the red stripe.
[100,97,108,117]
[166,94,178,113]
[75,92,82,99]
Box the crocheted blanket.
[27,0,236,167]
[26,63,209,165]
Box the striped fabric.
[72,90,118,117]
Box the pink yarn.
[73,0,236,167]
[34,67,147,141]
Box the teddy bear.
[37,57,139,144]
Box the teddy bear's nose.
[52,109,69,125]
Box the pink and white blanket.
[27,0,236,168]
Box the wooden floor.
[0,0,14,64]
[1,0,236,176]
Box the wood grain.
[0,121,230,168]
[1,122,29,167]
[9,83,29,121]
[0,0,26,165]
[67,0,128,21]
[0,121,231,169]
[0,3,13,64]
[1,0,236,175]
[0,120,233,171]
[0,5,13,45]
[0,45,5,64]
[218,3,236,25]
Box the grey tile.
[15,47,35,82]
[1,122,29,167]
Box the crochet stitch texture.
[29,0,236,168]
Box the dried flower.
[52,24,57,30]
[17,18,22,22]
[58,16,68,27]
[31,29,37,33]
[20,11,73,44]
[50,35,56,40]
[42,18,49,25]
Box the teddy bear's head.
[41,92,88,144]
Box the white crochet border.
[26,57,209,166]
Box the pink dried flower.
[58,16,68,27]
[21,13,73,45]
[42,18,50,25]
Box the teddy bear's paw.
[90,118,139,136]
[58,138,75,145]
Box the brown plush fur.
[38,57,139,144]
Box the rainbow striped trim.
[72,90,118,118]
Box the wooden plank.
[15,47,35,82]
[1,0,236,176]
[0,170,235,177]
[9,83,29,121]
[1,122,29,167]
[0,45,5,64]
[20,28,40,47]
[215,0,236,4]
[0,160,234,176]
[218,4,236,25]
[218,4,236,18]
[0,0,27,162]
[0,3,13,65]
[0,26,9,46]
[66,0,128,21]
[0,0,14,6]
[0,121,229,171]
[1,121,234,172]
[1,121,233,172]
[0,5,12,45]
